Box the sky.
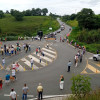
[0,0,100,15]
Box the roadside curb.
[28,94,72,100]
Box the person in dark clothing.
[97,50,99,54]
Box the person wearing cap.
[10,88,17,100]
[37,83,43,100]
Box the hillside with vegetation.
[0,9,59,40]
[62,8,100,53]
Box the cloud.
[0,0,100,15]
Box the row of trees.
[0,8,48,21]
[62,8,100,30]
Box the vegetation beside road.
[0,14,59,40]
[62,8,100,53]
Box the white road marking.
[18,64,24,71]
[28,94,71,100]
[21,58,39,69]
[34,52,52,62]
[42,51,55,58]
[42,48,56,54]
[28,55,46,66]
[4,94,33,97]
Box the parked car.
[57,29,61,33]
[93,54,100,61]
[34,35,40,40]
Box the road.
[0,19,100,100]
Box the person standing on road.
[67,61,72,72]
[10,88,17,100]
[75,56,78,67]
[60,37,62,42]
[37,83,43,100]
[5,73,10,85]
[32,36,33,41]
[80,54,82,63]
[2,58,5,68]
[0,77,3,90]
[12,68,16,80]
[59,75,64,90]
[22,83,29,100]
[30,58,34,68]
[97,50,99,54]
[29,44,31,51]
[39,56,42,63]
[36,48,38,55]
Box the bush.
[71,74,91,98]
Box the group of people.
[23,43,31,53]
[0,43,21,56]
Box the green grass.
[65,89,100,100]
[66,20,100,54]
[66,20,78,27]
[0,14,59,37]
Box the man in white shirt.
[10,88,17,100]
[30,58,34,68]
[12,69,16,80]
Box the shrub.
[71,74,91,98]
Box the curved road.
[0,19,99,100]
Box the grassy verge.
[66,20,100,54]
[65,89,100,100]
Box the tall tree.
[77,8,95,29]
[31,8,36,16]
[42,8,48,16]
[35,8,41,16]
[0,10,4,18]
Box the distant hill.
[0,14,59,37]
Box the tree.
[70,13,77,20]
[14,11,24,21]
[31,8,36,16]
[42,8,48,16]
[6,10,10,14]
[10,9,15,16]
[24,9,32,16]
[71,74,91,98]
[77,8,95,29]
[0,10,4,18]
[62,15,70,21]
[35,8,41,16]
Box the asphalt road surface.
[0,19,100,100]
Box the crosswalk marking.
[42,51,55,58]
[18,64,24,71]
[21,58,39,69]
[87,64,100,73]
[28,55,46,66]
[42,48,56,54]
[34,52,52,62]
[5,46,57,71]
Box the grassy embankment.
[65,89,100,100]
[0,14,59,40]
[66,20,100,54]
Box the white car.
[93,54,100,61]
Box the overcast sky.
[0,0,100,15]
